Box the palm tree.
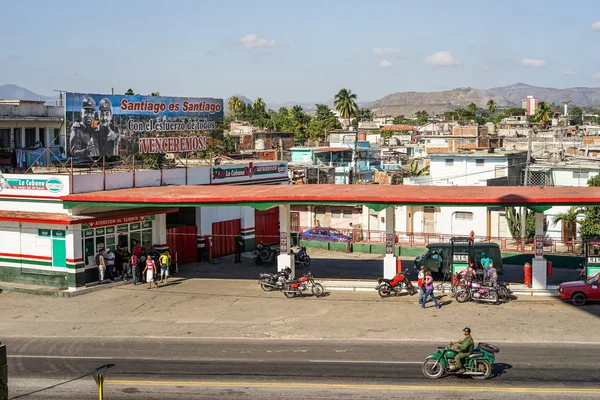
[552,206,581,242]
[535,101,553,129]
[467,102,478,116]
[334,88,359,128]
[487,99,496,114]
[253,97,266,115]
[228,95,243,116]
[407,160,430,176]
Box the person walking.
[234,232,244,263]
[142,256,159,289]
[130,252,139,286]
[159,250,171,284]
[421,271,441,309]
[417,266,427,305]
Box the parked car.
[301,227,351,242]
[558,274,600,306]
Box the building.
[522,96,538,116]
[0,100,66,170]
[0,160,289,289]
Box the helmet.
[81,96,96,109]
[463,327,471,334]
[99,98,112,111]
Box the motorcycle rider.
[450,327,474,374]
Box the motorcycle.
[455,280,499,304]
[254,242,280,265]
[283,271,324,298]
[496,281,516,301]
[422,342,499,380]
[376,271,417,298]
[290,247,311,269]
[258,267,292,291]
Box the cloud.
[424,51,460,66]
[377,60,392,68]
[372,47,400,56]
[562,70,576,76]
[591,20,600,31]
[521,58,546,67]
[237,34,277,49]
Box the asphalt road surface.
[5,337,600,399]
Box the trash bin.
[524,262,532,287]
[396,258,402,274]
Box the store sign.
[130,223,141,230]
[82,214,154,229]
[0,172,69,197]
[280,232,288,254]
[117,224,128,233]
[38,229,51,237]
[535,235,544,257]
[211,162,288,183]
[106,226,115,234]
[385,233,394,254]
[142,221,152,229]
[95,228,105,235]
[83,230,94,238]
[52,230,66,238]
[66,92,223,157]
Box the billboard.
[65,93,223,157]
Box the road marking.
[6,355,420,364]
[107,380,600,394]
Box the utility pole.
[521,130,533,248]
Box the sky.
[1,0,600,103]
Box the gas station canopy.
[63,184,600,212]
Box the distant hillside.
[0,84,54,101]
[371,83,600,115]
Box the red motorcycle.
[283,271,324,298]
[376,271,417,298]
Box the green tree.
[125,88,135,95]
[552,206,581,242]
[314,104,335,121]
[309,104,341,141]
[570,106,584,125]
[579,174,600,239]
[467,102,478,116]
[535,101,553,129]
[150,92,160,96]
[334,88,359,128]
[415,110,429,125]
[487,99,497,114]
[352,108,374,128]
[406,160,429,176]
[393,115,410,124]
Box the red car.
[558,274,600,306]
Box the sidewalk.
[1,276,598,344]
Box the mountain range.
[3,83,600,116]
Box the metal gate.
[255,207,279,245]
[166,225,198,265]
[211,219,242,258]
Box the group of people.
[96,243,173,289]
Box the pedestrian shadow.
[493,362,513,378]
[157,281,183,288]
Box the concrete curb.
[0,279,131,297]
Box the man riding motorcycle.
[450,327,474,373]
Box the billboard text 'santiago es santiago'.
[65,93,224,157]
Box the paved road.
[6,338,600,399]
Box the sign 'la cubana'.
[65,93,224,157]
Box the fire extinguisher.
[524,262,532,287]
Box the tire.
[312,283,324,296]
[449,286,457,298]
[435,283,445,294]
[259,249,270,260]
[499,287,511,300]
[456,289,470,303]
[572,292,587,306]
[378,285,392,298]
[303,255,311,267]
[260,281,274,291]
[422,359,445,379]
[487,291,499,303]
[471,360,492,380]
[283,285,296,298]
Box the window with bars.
[454,212,474,220]
[445,159,454,166]
[331,210,341,218]
[476,159,484,166]
[343,210,353,219]
[573,171,589,179]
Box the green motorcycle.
[422,342,499,380]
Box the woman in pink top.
[142,257,159,289]
[421,271,441,309]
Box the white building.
[0,160,288,289]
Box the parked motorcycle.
[455,280,499,304]
[422,342,499,380]
[290,247,310,269]
[376,271,417,298]
[282,271,324,297]
[254,242,280,265]
[496,281,516,301]
[258,267,292,291]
